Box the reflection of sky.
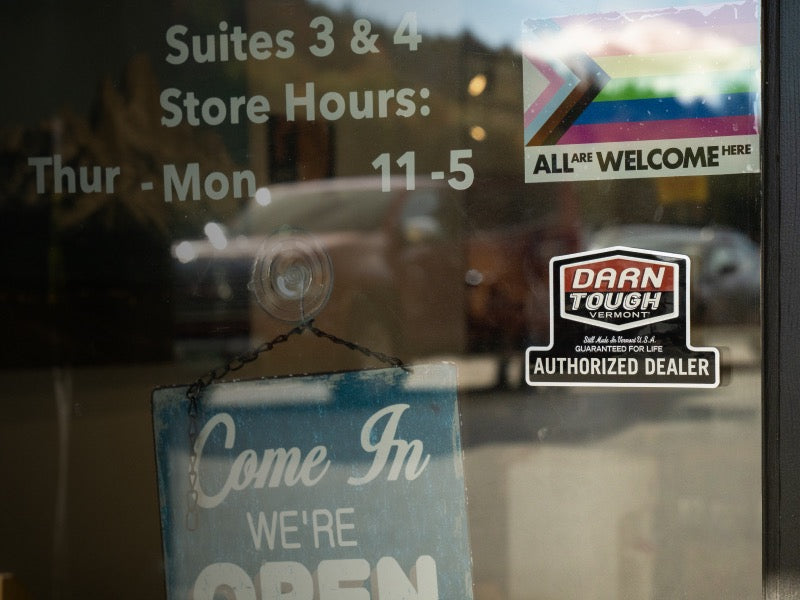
[314,0,726,48]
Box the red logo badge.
[560,255,678,331]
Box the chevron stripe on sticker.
[523,19,610,147]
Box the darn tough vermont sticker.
[526,247,719,387]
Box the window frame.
[762,1,800,596]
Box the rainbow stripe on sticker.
[522,0,760,181]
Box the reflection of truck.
[466,219,581,352]
[171,177,578,369]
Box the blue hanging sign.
[152,363,473,599]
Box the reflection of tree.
[0,55,243,365]
[245,2,525,189]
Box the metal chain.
[185,395,200,531]
[305,321,408,370]
[183,320,406,530]
[184,324,305,530]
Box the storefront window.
[0,1,762,598]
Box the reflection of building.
[0,0,761,369]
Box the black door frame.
[763,1,800,597]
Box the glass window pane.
[0,1,761,598]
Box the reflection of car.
[587,225,760,325]
[171,177,580,369]
[171,177,468,362]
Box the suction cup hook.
[249,229,334,323]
